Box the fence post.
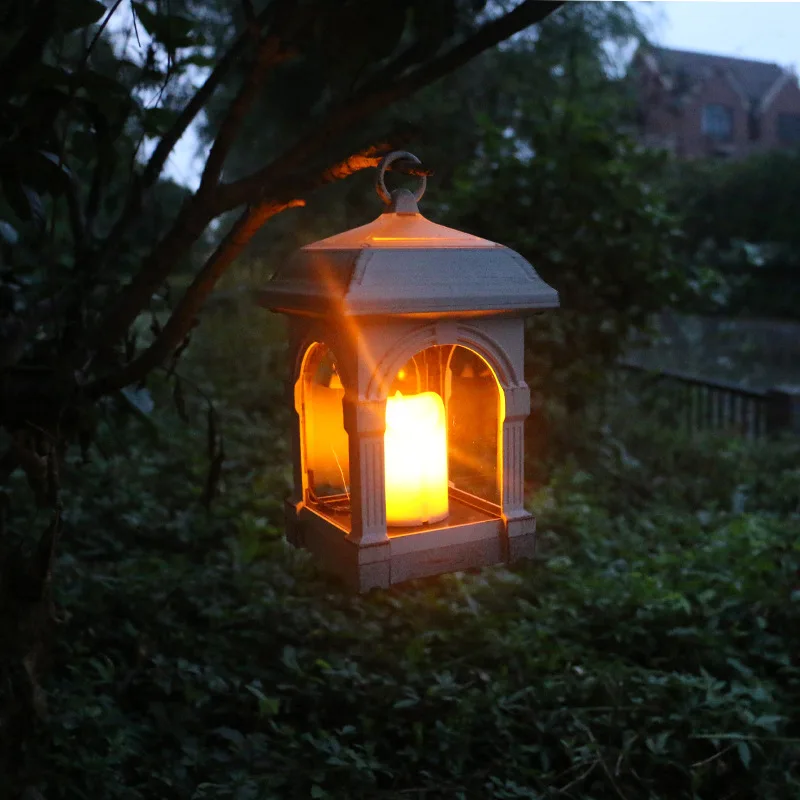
[766,385,800,436]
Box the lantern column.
[500,383,536,560]
[342,397,390,547]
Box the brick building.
[632,46,800,159]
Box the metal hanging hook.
[375,151,427,207]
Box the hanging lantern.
[257,151,559,591]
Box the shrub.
[19,344,799,798]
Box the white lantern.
[257,152,559,590]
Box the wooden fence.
[617,362,800,440]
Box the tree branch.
[0,447,18,487]
[94,47,240,268]
[87,136,427,396]
[280,144,434,199]
[143,42,250,191]
[356,40,434,96]
[92,5,278,273]
[197,34,287,196]
[241,0,258,40]
[0,293,68,369]
[140,0,300,195]
[63,175,87,261]
[31,509,62,599]
[87,198,304,397]
[86,0,562,380]
[85,146,108,233]
[91,200,214,351]
[0,0,57,103]
[80,0,126,70]
[90,1,304,352]
[215,0,564,212]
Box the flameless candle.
[384,391,449,526]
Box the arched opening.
[297,342,351,529]
[297,341,504,536]
[386,344,503,529]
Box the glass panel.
[446,348,500,505]
[300,344,350,520]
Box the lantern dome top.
[301,209,497,251]
[257,151,559,318]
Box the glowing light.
[303,348,349,494]
[370,236,438,241]
[384,391,449,527]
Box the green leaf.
[78,71,132,107]
[737,741,751,770]
[33,150,74,195]
[245,684,280,718]
[131,2,196,50]
[281,645,300,673]
[726,657,754,678]
[141,107,180,137]
[180,53,217,68]
[16,64,72,93]
[3,181,45,226]
[202,446,225,508]
[38,150,69,173]
[121,386,155,415]
[215,727,245,747]
[0,220,18,245]
[645,731,670,755]
[752,715,783,732]
[173,377,189,422]
[57,0,106,31]
[546,555,573,572]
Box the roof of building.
[645,46,789,104]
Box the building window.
[778,113,800,144]
[702,104,734,141]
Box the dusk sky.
[164,1,800,188]
[638,1,800,72]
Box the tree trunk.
[1,471,60,797]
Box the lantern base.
[284,497,536,592]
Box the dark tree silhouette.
[0,1,563,794]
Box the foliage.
[209,0,674,476]
[672,150,800,249]
[8,5,794,799]
[434,119,683,475]
[1,0,570,794]
[218,1,646,273]
[0,0,564,446]
[0,0,197,290]
[13,331,799,799]
[664,150,800,320]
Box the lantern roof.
[257,152,559,318]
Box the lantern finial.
[376,150,427,215]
